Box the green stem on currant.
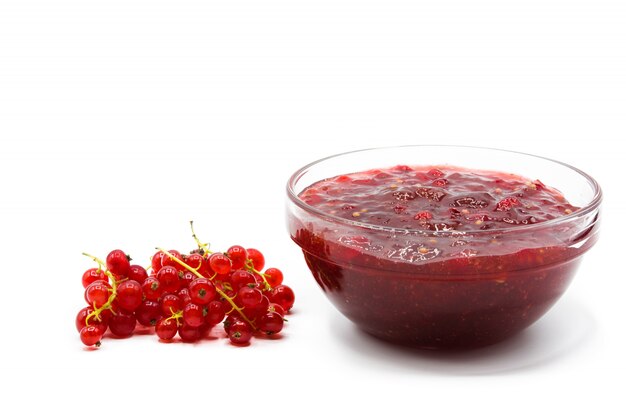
[245,259,272,292]
[156,247,257,331]
[82,252,119,326]
[189,220,212,255]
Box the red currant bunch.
[76,222,295,348]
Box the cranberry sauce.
[292,165,589,348]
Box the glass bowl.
[286,145,601,349]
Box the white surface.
[1,0,624,415]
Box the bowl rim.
[286,144,602,236]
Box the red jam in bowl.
[289,164,599,349]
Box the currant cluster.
[76,225,295,348]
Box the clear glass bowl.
[286,145,601,349]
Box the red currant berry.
[178,324,201,343]
[263,267,283,287]
[162,249,183,270]
[156,318,178,341]
[82,268,107,288]
[185,253,204,270]
[151,250,166,273]
[85,281,111,308]
[116,279,142,312]
[209,253,232,275]
[228,321,252,345]
[106,249,131,277]
[237,286,263,308]
[258,311,284,335]
[246,248,265,270]
[244,295,270,321]
[223,312,243,333]
[205,300,226,326]
[188,277,217,305]
[269,285,295,312]
[135,300,162,327]
[75,307,108,334]
[226,245,247,270]
[108,310,136,338]
[157,265,180,294]
[127,265,148,284]
[178,287,192,305]
[161,293,183,316]
[183,303,206,328]
[80,325,103,347]
[230,270,256,290]
[142,276,163,301]
[179,270,195,289]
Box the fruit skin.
[108,310,136,337]
[80,325,103,347]
[82,268,108,288]
[209,253,232,275]
[269,285,295,312]
[106,249,131,278]
[84,281,112,308]
[264,267,283,287]
[246,248,265,271]
[116,279,143,312]
[228,321,252,345]
[178,324,201,343]
[157,265,180,294]
[156,318,178,341]
[258,312,284,335]
[226,245,247,270]
[183,303,205,328]
[135,300,163,327]
[127,265,148,284]
[188,277,217,305]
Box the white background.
[1,0,624,415]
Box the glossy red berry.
[106,249,131,277]
[188,277,217,305]
[230,270,256,290]
[142,276,163,301]
[161,293,183,316]
[178,324,201,343]
[205,300,226,326]
[246,248,265,270]
[108,310,136,337]
[209,253,232,275]
[183,303,205,327]
[226,245,247,270]
[258,312,284,335]
[162,249,184,269]
[151,251,166,273]
[85,281,111,308]
[116,279,142,312]
[82,268,108,288]
[263,267,283,287]
[156,318,178,341]
[237,286,263,308]
[135,300,162,327]
[127,265,148,284]
[185,253,204,270]
[228,321,252,345]
[80,325,103,347]
[270,285,295,312]
[157,265,180,294]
